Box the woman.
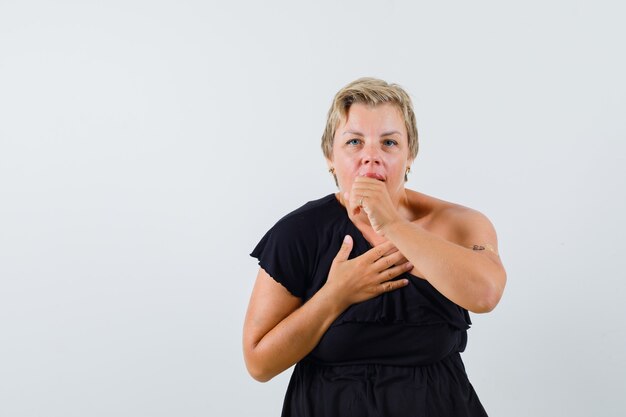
[243,78,506,416]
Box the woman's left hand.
[345,176,403,235]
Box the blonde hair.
[321,77,418,160]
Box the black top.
[251,194,488,416]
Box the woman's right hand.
[244,235,412,382]
[324,235,412,309]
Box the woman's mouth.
[362,172,386,182]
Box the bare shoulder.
[406,189,499,252]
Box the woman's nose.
[362,157,381,165]
[362,146,382,165]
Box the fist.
[345,177,401,235]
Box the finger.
[353,176,383,186]
[379,277,410,293]
[377,262,413,282]
[352,179,388,200]
[344,190,367,205]
[332,235,353,263]
[351,183,379,192]
[364,240,397,262]
[348,183,369,199]
[353,186,379,193]
[350,191,364,208]
[372,250,409,271]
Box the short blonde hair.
[321,77,418,160]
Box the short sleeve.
[250,217,313,298]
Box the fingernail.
[406,263,413,269]
[344,235,351,244]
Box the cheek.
[337,173,353,189]
[335,170,356,191]
[336,158,358,174]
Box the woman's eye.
[383,139,398,147]
[346,138,361,146]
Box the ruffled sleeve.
[250,216,315,299]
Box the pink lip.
[362,172,386,182]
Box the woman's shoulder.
[252,194,340,253]
[406,189,495,241]
[271,193,345,231]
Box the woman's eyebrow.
[342,130,401,136]
[381,130,401,136]
[342,130,364,136]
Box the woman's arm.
[243,237,412,382]
[242,269,337,382]
[349,177,506,313]
[383,208,506,313]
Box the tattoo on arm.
[471,244,497,254]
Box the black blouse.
[251,194,489,417]
[251,194,471,366]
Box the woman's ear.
[405,158,414,182]
[326,158,335,173]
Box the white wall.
[1,1,624,416]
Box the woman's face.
[328,102,412,203]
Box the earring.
[328,168,335,174]
[404,167,411,182]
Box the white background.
[1,1,625,416]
